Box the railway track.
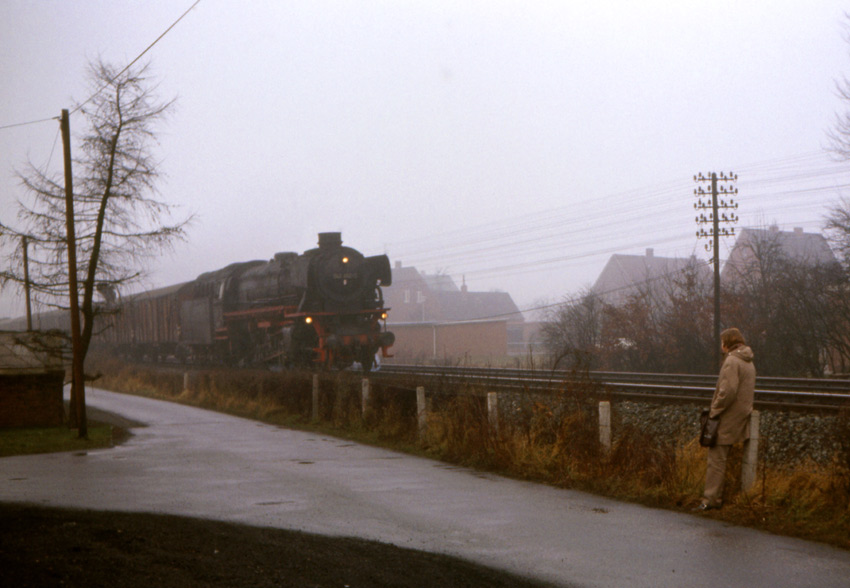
[376,364,850,411]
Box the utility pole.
[61,109,87,438]
[22,236,32,331]
[694,171,738,368]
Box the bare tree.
[541,289,604,371]
[722,228,847,376]
[721,228,786,374]
[781,260,850,375]
[824,13,850,373]
[828,14,850,158]
[0,60,192,434]
[657,257,714,373]
[825,197,850,270]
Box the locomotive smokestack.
[318,232,342,249]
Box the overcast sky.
[2,0,850,319]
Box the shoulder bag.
[699,409,720,447]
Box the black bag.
[699,409,720,448]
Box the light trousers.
[703,444,731,506]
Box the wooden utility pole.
[60,109,87,438]
[22,236,32,331]
[694,171,738,368]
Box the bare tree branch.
[1,58,193,371]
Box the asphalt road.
[2,388,849,588]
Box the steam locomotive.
[100,232,395,371]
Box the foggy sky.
[2,1,850,319]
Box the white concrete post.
[312,374,319,421]
[361,378,370,416]
[742,410,760,491]
[487,392,499,434]
[416,386,427,439]
[598,401,611,451]
[183,372,189,394]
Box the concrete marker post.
[742,410,760,491]
[361,378,370,417]
[599,401,611,451]
[416,386,428,441]
[183,372,189,395]
[487,392,499,434]
[416,386,427,440]
[312,374,319,421]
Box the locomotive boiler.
[106,232,394,371]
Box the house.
[382,262,525,362]
[720,226,846,375]
[0,331,66,427]
[721,226,839,284]
[592,248,711,306]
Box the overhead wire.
[1,4,846,331]
[0,0,202,321]
[388,154,849,291]
[0,116,59,131]
[387,150,850,321]
[0,0,202,130]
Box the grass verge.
[0,424,113,457]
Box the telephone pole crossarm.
[693,171,739,366]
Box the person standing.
[695,327,756,511]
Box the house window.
[404,290,410,303]
[416,291,425,304]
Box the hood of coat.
[727,345,754,363]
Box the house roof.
[723,227,837,273]
[0,331,66,375]
[388,266,426,289]
[592,249,710,304]
[388,266,460,292]
[384,262,523,323]
[435,290,523,323]
[421,272,460,292]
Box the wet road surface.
[2,388,849,587]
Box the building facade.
[382,261,525,363]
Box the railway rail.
[376,364,850,411]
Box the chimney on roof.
[395,261,402,269]
[461,275,468,294]
[794,227,803,235]
[646,248,654,258]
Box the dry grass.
[87,357,850,551]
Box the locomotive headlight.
[342,257,349,264]
[305,316,313,325]
[381,312,388,320]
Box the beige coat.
[710,345,756,445]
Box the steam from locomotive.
[104,232,394,371]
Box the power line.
[0,116,58,131]
[385,151,850,302]
[71,0,202,116]
[0,0,202,131]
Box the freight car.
[101,232,394,371]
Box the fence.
[179,370,762,491]
[302,376,762,492]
